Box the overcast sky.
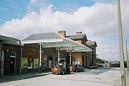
[0,0,129,61]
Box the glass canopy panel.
[22,32,92,52]
[41,38,77,48]
[59,44,92,52]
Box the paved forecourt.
[0,69,122,86]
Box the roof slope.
[23,32,61,41]
[22,32,64,44]
[66,34,87,40]
[86,40,97,47]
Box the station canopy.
[22,32,92,52]
[0,35,22,46]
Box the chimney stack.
[58,31,66,37]
[76,32,82,35]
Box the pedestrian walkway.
[127,76,129,86]
[126,69,129,86]
[0,68,121,86]
[0,72,51,83]
[115,68,129,86]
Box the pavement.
[0,72,51,83]
[127,76,129,86]
[126,69,129,86]
[0,68,126,86]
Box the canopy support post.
[57,48,60,65]
[69,51,72,65]
[39,43,42,67]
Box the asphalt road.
[0,68,125,86]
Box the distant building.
[110,61,120,67]
[86,40,97,67]
[0,35,22,76]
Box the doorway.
[10,58,15,74]
[9,51,16,74]
[48,57,52,69]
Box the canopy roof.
[22,32,92,52]
[41,38,78,48]
[0,35,22,46]
[22,32,63,44]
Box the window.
[10,51,16,58]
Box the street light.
[117,0,126,86]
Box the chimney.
[76,32,82,35]
[58,31,66,37]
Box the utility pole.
[126,41,129,69]
[117,0,126,86]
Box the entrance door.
[10,58,15,74]
[48,57,52,68]
[10,51,16,74]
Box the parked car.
[69,65,75,72]
[73,65,85,72]
[51,65,70,75]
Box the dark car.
[74,65,85,72]
[51,65,70,75]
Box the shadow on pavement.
[0,72,50,83]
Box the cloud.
[30,0,37,5]
[0,1,129,61]
[28,0,38,12]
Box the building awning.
[0,35,22,46]
[22,32,92,52]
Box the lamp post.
[117,0,126,86]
